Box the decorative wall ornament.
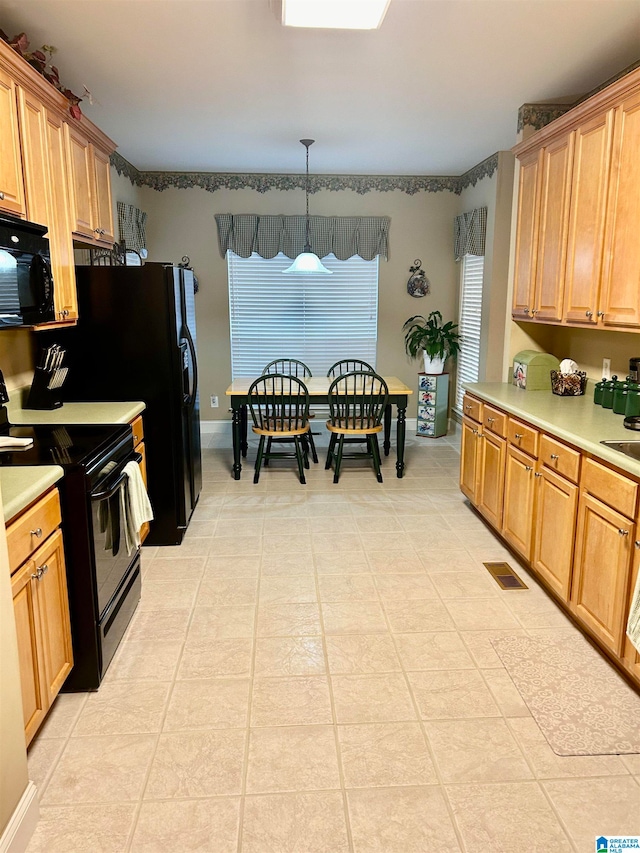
[517,104,573,133]
[457,153,499,192]
[406,259,430,297]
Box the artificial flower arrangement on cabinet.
[0,30,82,118]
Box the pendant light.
[283,139,333,275]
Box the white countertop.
[464,382,640,478]
[7,399,145,426]
[0,466,64,522]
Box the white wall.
[138,183,461,419]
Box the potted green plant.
[402,310,461,374]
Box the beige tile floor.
[25,428,640,852]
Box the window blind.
[455,254,484,413]
[228,251,378,378]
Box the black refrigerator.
[48,263,202,545]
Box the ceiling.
[1,0,639,176]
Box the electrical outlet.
[210,395,219,408]
[602,358,611,380]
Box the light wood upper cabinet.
[0,66,26,216]
[512,66,640,331]
[512,149,541,320]
[533,132,574,322]
[600,88,640,329]
[563,109,613,325]
[65,123,115,245]
[17,87,78,324]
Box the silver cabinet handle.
[550,454,559,460]
[514,433,523,439]
[31,564,49,581]
[487,417,495,424]
[0,191,5,200]
[597,311,605,317]
[464,404,471,411]
[523,307,530,315]
[524,465,533,471]
[531,309,539,315]
[585,310,593,317]
[534,472,542,478]
[30,527,43,538]
[635,540,640,549]
[618,529,629,536]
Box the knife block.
[24,367,63,410]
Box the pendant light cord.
[301,138,314,252]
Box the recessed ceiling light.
[282,0,390,30]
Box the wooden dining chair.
[262,359,318,463]
[326,371,389,484]
[326,359,375,378]
[247,374,311,484]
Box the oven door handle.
[90,453,143,501]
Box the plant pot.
[423,353,445,374]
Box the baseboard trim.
[0,782,39,853]
[200,420,232,434]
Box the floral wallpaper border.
[517,59,640,133]
[110,151,499,196]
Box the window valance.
[215,214,390,261]
[454,206,487,261]
[117,201,147,253]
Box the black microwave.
[0,213,55,328]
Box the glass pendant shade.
[283,139,333,275]
[283,249,333,274]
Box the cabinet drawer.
[461,394,482,423]
[508,418,539,457]
[482,404,507,438]
[582,458,638,519]
[540,435,581,483]
[130,414,144,448]
[7,489,62,573]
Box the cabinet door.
[563,109,613,325]
[45,110,78,321]
[600,89,640,328]
[16,87,49,227]
[533,132,574,322]
[502,445,536,560]
[460,417,480,504]
[11,560,46,744]
[625,540,640,679]
[137,440,150,544]
[65,123,96,239]
[92,145,115,244]
[572,492,634,655]
[0,67,26,216]
[512,149,541,320]
[532,466,578,599]
[477,430,506,529]
[32,529,73,705]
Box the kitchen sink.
[600,440,640,462]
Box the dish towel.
[120,460,154,555]
[627,568,640,653]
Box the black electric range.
[1,422,142,690]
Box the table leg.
[383,403,392,456]
[395,399,407,478]
[232,406,243,480]
[240,405,248,457]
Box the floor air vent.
[483,561,528,590]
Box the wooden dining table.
[225,375,413,480]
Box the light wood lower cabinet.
[476,429,506,530]
[571,492,634,656]
[9,490,73,745]
[460,393,640,687]
[460,416,481,503]
[130,414,150,544]
[531,465,579,600]
[502,445,537,560]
